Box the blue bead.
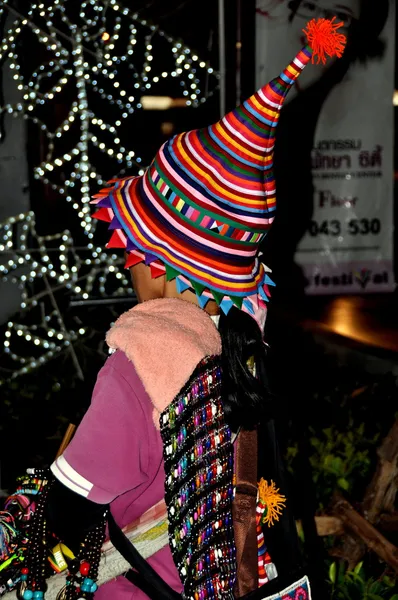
[21,575,27,581]
[83,578,94,586]
[81,584,90,593]
[90,583,98,593]
[33,592,44,599]
[22,591,33,600]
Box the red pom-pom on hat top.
[303,17,347,64]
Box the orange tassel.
[258,479,286,527]
[303,17,346,65]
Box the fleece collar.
[106,298,221,427]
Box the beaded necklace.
[0,469,107,600]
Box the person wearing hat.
[18,18,345,600]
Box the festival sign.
[256,0,395,294]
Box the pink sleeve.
[50,358,149,503]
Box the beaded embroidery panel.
[160,355,236,600]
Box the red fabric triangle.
[92,207,113,223]
[262,284,271,298]
[106,230,126,249]
[124,251,145,268]
[150,262,165,279]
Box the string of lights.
[0,0,218,383]
[0,211,86,383]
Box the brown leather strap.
[232,428,258,597]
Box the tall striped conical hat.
[92,19,345,319]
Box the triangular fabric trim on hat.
[91,207,113,223]
[197,293,211,309]
[176,276,191,294]
[108,215,123,230]
[165,264,180,282]
[107,229,126,249]
[126,237,139,252]
[150,262,166,279]
[125,251,145,269]
[264,274,276,287]
[144,253,159,266]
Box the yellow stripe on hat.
[176,198,185,211]
[250,96,280,120]
[286,62,302,79]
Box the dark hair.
[351,0,389,62]
[218,307,273,432]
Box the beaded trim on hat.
[159,356,236,600]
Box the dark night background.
[0,1,397,598]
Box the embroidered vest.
[160,356,236,599]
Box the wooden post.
[333,497,398,574]
[363,419,398,519]
[334,418,398,568]
[55,423,76,459]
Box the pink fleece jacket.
[106,298,221,426]
[51,298,221,599]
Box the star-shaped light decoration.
[0,212,85,383]
[0,0,217,381]
[0,0,217,239]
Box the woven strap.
[232,428,258,597]
[108,512,181,600]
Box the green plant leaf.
[354,562,363,576]
[329,562,337,584]
[369,581,384,594]
[338,477,350,491]
[331,456,344,474]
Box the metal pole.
[236,0,242,105]
[218,0,226,117]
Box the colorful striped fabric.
[92,20,345,317]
